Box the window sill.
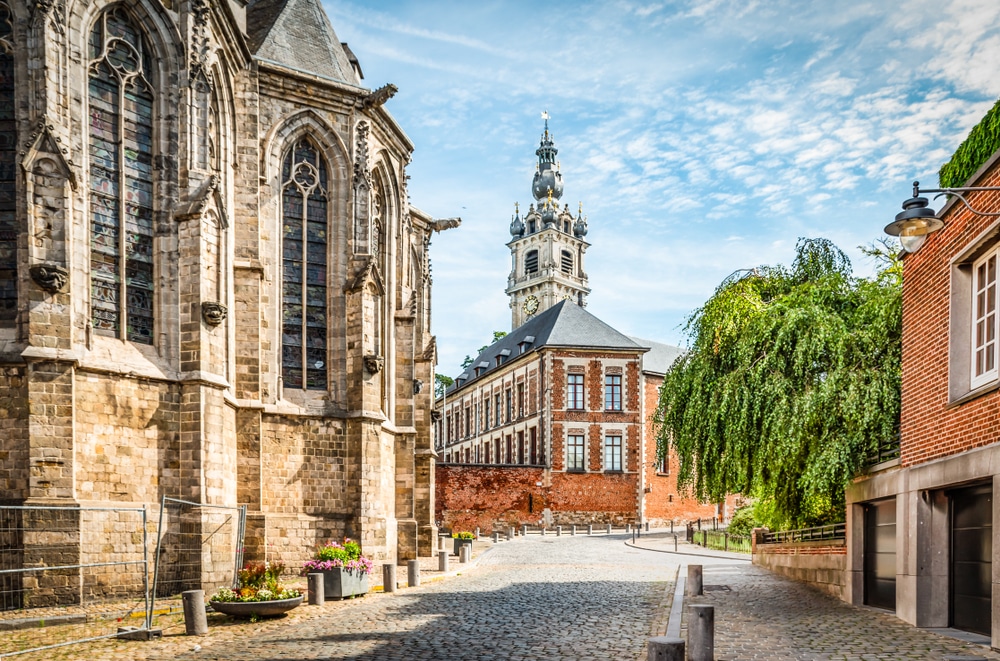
[604,409,622,413]
[566,468,586,473]
[604,469,624,474]
[948,379,1000,407]
[655,471,670,477]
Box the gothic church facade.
[0,0,445,578]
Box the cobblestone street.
[11,534,1000,660]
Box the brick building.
[848,122,1000,642]
[434,122,722,531]
[0,0,451,593]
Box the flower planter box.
[453,538,473,556]
[319,568,370,600]
[210,595,303,618]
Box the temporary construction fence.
[0,504,150,658]
[149,497,246,627]
[0,497,245,659]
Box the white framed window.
[972,249,1000,389]
[567,374,584,410]
[567,434,585,471]
[604,435,622,471]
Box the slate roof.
[630,336,685,376]
[247,0,360,86]
[445,301,646,395]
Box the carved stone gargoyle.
[363,354,384,374]
[201,301,227,326]
[29,263,68,293]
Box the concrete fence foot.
[587,524,593,535]
[571,524,577,536]
[687,604,714,661]
[182,590,207,636]
[556,525,562,536]
[307,573,325,605]
[606,523,612,534]
[383,563,397,593]
[492,531,500,543]
[407,559,420,588]
[687,564,703,596]
[647,637,684,661]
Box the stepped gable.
[247,0,360,85]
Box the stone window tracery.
[87,6,155,343]
[0,1,15,322]
[281,138,328,390]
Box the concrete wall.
[753,539,847,601]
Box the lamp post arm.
[916,186,1000,219]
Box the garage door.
[864,498,896,611]
[952,484,992,636]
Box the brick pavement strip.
[684,563,1000,661]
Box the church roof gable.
[248,0,359,85]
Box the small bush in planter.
[451,531,475,540]
[212,561,301,603]
[302,539,374,599]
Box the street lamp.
[885,181,1000,253]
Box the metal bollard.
[687,604,714,661]
[439,534,448,552]
[459,544,471,563]
[541,527,546,536]
[438,550,449,572]
[588,524,593,535]
[647,636,685,661]
[687,564,703,596]
[383,563,397,593]
[626,523,631,533]
[670,520,674,534]
[308,573,325,605]
[556,525,562,536]
[407,559,420,588]
[475,527,480,539]
[510,526,516,539]
[492,531,500,543]
[181,590,207,636]
[674,535,678,552]
[571,524,577,536]
[520,524,527,537]
[646,522,650,532]
[606,523,612,534]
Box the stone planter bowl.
[209,595,303,618]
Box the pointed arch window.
[88,7,155,343]
[0,2,16,322]
[281,138,328,391]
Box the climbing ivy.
[939,97,1000,189]
[654,238,902,528]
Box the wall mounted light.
[885,181,1000,253]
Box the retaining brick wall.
[753,539,846,600]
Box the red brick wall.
[641,374,725,524]
[900,158,1000,466]
[435,464,639,532]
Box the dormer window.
[474,361,489,378]
[519,335,535,355]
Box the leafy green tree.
[655,238,901,528]
[459,331,509,371]
[435,374,454,399]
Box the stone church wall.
[0,366,28,501]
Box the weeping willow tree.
[655,238,901,528]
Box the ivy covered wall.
[939,97,1000,188]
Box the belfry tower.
[506,114,591,329]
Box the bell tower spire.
[506,112,591,329]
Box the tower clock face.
[523,295,539,315]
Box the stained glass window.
[88,7,155,343]
[0,3,16,322]
[281,138,328,390]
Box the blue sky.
[323,0,1000,375]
